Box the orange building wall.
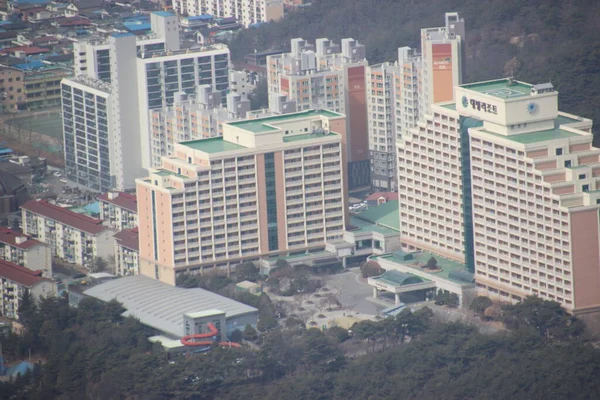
[346,65,368,162]
[571,209,600,310]
[431,43,454,104]
[256,154,269,253]
[274,151,288,250]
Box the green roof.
[283,132,338,143]
[228,109,343,133]
[556,114,583,126]
[460,79,532,99]
[480,127,580,144]
[348,216,399,235]
[441,103,456,110]
[181,137,247,153]
[373,270,427,286]
[371,250,473,285]
[354,200,400,231]
[154,169,190,179]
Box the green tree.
[360,260,383,278]
[230,329,243,343]
[235,262,260,282]
[91,256,107,273]
[470,296,493,315]
[243,324,258,341]
[325,326,350,343]
[426,257,438,269]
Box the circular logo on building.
[461,96,469,108]
[526,101,539,115]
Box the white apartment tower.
[63,12,231,191]
[268,38,370,189]
[367,47,420,191]
[173,0,284,28]
[149,87,250,167]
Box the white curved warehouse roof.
[84,275,257,338]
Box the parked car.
[60,178,68,183]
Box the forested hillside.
[229,0,600,133]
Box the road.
[325,268,383,315]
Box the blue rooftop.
[124,21,151,31]
[13,0,51,3]
[14,60,45,70]
[186,14,213,21]
[111,32,135,38]
[152,11,174,17]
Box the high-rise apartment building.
[136,110,347,285]
[398,76,600,316]
[367,12,464,192]
[268,38,370,189]
[367,47,420,191]
[149,87,250,167]
[173,0,284,28]
[63,12,231,191]
[419,11,465,116]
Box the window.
[579,173,586,180]
[596,199,600,205]
[583,185,589,192]
[564,160,572,168]
[556,148,563,156]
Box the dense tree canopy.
[229,0,600,135]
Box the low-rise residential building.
[0,227,51,277]
[0,258,55,319]
[24,66,70,110]
[0,66,25,112]
[113,228,139,276]
[98,191,138,230]
[21,200,115,268]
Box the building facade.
[98,191,138,230]
[419,12,465,116]
[136,109,347,285]
[21,200,115,268]
[268,38,369,189]
[398,76,600,316]
[173,0,284,28]
[0,258,55,319]
[149,88,249,167]
[61,76,116,192]
[0,66,25,112]
[113,228,139,276]
[63,11,231,190]
[0,227,51,277]
[366,47,420,191]
[457,79,600,315]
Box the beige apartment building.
[0,227,51,277]
[21,200,115,268]
[457,79,600,315]
[98,191,138,231]
[136,109,347,285]
[398,76,600,316]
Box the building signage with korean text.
[461,95,497,115]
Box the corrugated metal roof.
[84,275,258,338]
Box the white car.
[60,178,68,183]
[53,172,62,177]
